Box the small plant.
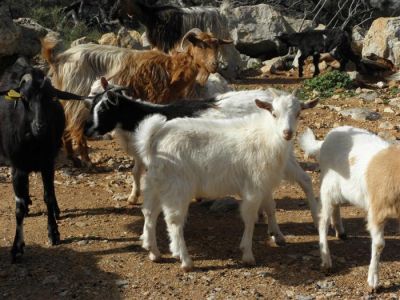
[301,71,353,99]
[389,86,400,96]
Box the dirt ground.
[1,75,400,300]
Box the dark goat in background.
[276,29,363,77]
[111,0,229,52]
[0,65,83,262]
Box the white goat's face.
[255,93,318,141]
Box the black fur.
[84,91,217,137]
[276,29,363,77]
[0,67,82,262]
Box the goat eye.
[272,112,277,118]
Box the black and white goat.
[0,66,83,262]
[84,78,217,203]
[276,28,363,77]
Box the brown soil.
[1,75,400,300]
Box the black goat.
[84,78,217,204]
[110,0,229,52]
[276,29,363,77]
[84,80,217,137]
[0,67,83,262]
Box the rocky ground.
[1,75,400,300]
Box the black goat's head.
[17,68,83,137]
[85,91,123,137]
[85,78,132,137]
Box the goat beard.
[196,68,210,86]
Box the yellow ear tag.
[4,96,14,101]
[7,90,21,98]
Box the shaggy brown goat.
[42,29,232,166]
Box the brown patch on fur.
[349,156,357,166]
[366,146,400,226]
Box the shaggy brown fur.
[41,31,231,166]
[366,146,400,226]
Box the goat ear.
[84,98,93,108]
[255,99,273,112]
[218,39,233,45]
[301,99,319,110]
[100,77,108,90]
[106,91,119,106]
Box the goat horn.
[180,28,202,51]
[19,73,32,86]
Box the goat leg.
[41,166,61,245]
[11,169,29,262]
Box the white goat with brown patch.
[300,126,399,290]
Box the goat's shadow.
[0,245,123,299]
[124,200,400,288]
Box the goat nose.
[283,129,293,140]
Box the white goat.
[300,126,399,290]
[135,94,318,270]
[105,86,319,226]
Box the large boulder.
[0,3,21,56]
[362,17,400,67]
[224,4,297,60]
[13,18,56,57]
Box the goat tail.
[135,114,167,166]
[40,36,59,66]
[299,127,323,161]
[386,71,400,82]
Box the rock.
[226,4,293,59]
[0,3,21,56]
[98,32,118,46]
[340,108,381,121]
[378,131,397,141]
[362,17,400,67]
[375,81,387,88]
[316,280,335,290]
[296,295,314,300]
[115,279,129,287]
[347,71,363,81]
[75,221,87,228]
[112,193,129,202]
[245,57,262,70]
[374,98,384,104]
[384,107,395,113]
[379,121,394,129]
[352,25,366,55]
[209,197,239,212]
[117,28,144,49]
[261,56,286,74]
[358,91,378,102]
[13,18,56,57]
[71,36,94,47]
[389,97,400,108]
[77,240,89,245]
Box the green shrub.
[301,71,353,99]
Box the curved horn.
[180,28,203,51]
[19,73,33,86]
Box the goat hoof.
[272,235,286,247]
[337,232,347,240]
[49,231,61,246]
[149,252,161,262]
[181,263,194,272]
[11,242,25,263]
[242,257,256,266]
